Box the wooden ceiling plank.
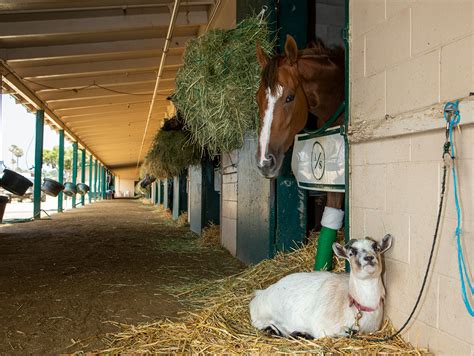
[0,8,208,37]
[47,95,169,110]
[13,55,182,79]
[25,70,177,91]
[37,81,175,101]
[5,37,189,62]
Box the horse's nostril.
[267,154,276,168]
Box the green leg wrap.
[314,226,337,271]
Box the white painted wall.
[349,1,473,354]
[115,177,135,197]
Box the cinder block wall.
[349,1,473,354]
[221,151,238,256]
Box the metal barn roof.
[0,0,236,179]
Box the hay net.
[172,16,274,156]
[143,128,202,179]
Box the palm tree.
[8,145,24,170]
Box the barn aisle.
[0,200,244,355]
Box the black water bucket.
[41,178,65,197]
[0,169,33,196]
[0,195,8,223]
[63,182,77,197]
[76,183,90,195]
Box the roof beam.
[23,71,177,92]
[47,95,170,110]
[0,7,207,38]
[37,82,175,102]
[4,37,190,62]
[66,117,163,128]
[0,1,213,14]
[59,101,160,118]
[12,55,182,79]
[62,108,167,121]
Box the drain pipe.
[137,0,181,170]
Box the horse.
[255,34,345,270]
[162,112,184,131]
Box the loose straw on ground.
[98,232,429,354]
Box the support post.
[97,164,102,200]
[33,110,44,219]
[88,154,93,204]
[72,142,78,208]
[94,159,98,200]
[81,149,86,206]
[101,166,106,199]
[57,129,64,213]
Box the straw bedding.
[99,233,429,354]
[199,222,221,246]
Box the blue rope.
[444,100,474,316]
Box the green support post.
[94,160,98,200]
[88,155,93,204]
[98,164,102,200]
[33,110,44,219]
[58,129,65,213]
[81,149,86,206]
[72,142,78,208]
[101,167,106,199]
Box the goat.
[249,234,393,339]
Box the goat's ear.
[284,34,298,65]
[256,42,269,68]
[380,234,393,253]
[333,242,348,259]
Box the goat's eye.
[285,94,295,103]
[372,242,379,251]
[349,248,357,256]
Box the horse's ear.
[284,34,298,65]
[256,42,269,68]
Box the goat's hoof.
[290,331,314,340]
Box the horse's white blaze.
[259,85,283,166]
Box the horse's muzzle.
[256,154,279,178]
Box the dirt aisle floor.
[0,199,245,355]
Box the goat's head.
[332,234,393,279]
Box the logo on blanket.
[311,141,325,180]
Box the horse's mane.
[261,38,344,95]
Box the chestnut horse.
[255,35,345,270]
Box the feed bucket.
[63,182,77,197]
[41,178,65,197]
[0,169,33,196]
[76,183,90,195]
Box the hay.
[99,233,429,355]
[144,129,201,179]
[172,16,274,156]
[199,223,220,246]
[175,212,189,227]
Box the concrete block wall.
[349,0,473,354]
[221,150,238,256]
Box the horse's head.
[255,35,309,178]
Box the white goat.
[249,234,393,338]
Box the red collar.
[348,294,382,313]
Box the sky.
[0,94,71,171]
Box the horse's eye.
[285,94,295,103]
